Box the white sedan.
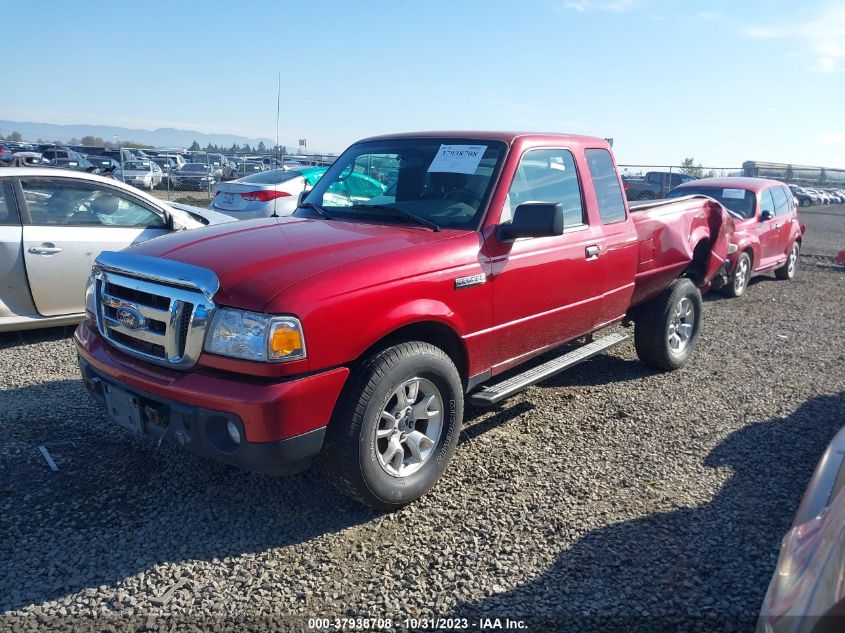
[0,167,233,332]
[113,160,163,190]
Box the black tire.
[720,252,752,298]
[322,341,464,510]
[775,241,800,280]
[634,278,703,371]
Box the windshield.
[300,138,507,230]
[667,185,756,218]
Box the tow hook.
[82,377,101,394]
[144,404,167,429]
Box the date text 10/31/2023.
[306,617,528,630]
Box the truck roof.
[675,176,785,193]
[357,130,609,146]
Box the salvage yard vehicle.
[113,160,163,190]
[209,166,328,219]
[623,170,696,201]
[759,425,845,632]
[0,168,233,332]
[75,132,732,509]
[667,177,805,298]
[788,184,813,207]
[172,163,217,190]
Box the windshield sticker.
[427,144,487,175]
[722,188,746,199]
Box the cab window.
[503,148,584,227]
[585,149,627,224]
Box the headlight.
[204,308,306,362]
[84,272,97,316]
[727,243,738,255]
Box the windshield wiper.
[297,201,334,220]
[353,204,440,232]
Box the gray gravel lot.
[1,256,844,632]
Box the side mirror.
[497,202,564,242]
[760,210,774,221]
[297,189,309,206]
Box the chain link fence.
[114,148,337,204]
[5,139,844,206]
[617,164,742,202]
[0,139,337,204]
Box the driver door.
[18,177,170,317]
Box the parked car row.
[788,184,845,206]
[0,145,288,191]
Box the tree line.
[0,131,292,155]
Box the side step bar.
[468,331,629,406]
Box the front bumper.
[74,321,349,475]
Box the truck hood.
[127,216,469,311]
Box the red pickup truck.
[75,132,732,509]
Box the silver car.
[113,160,163,190]
[208,167,327,219]
[0,168,233,332]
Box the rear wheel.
[720,252,752,298]
[775,242,799,280]
[323,341,463,510]
[634,278,703,371]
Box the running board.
[468,332,629,406]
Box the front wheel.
[634,278,703,371]
[720,252,751,298]
[775,242,800,280]
[323,341,463,510]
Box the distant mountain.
[0,120,297,150]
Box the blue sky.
[1,0,842,166]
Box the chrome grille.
[92,253,218,369]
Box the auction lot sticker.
[428,144,487,174]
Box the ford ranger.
[74,132,732,509]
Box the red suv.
[667,177,805,297]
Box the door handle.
[585,245,601,260]
[28,245,63,255]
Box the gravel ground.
[1,256,844,632]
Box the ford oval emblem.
[116,306,145,330]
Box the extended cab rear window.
[585,149,626,224]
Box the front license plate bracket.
[103,384,144,434]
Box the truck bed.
[628,195,732,307]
